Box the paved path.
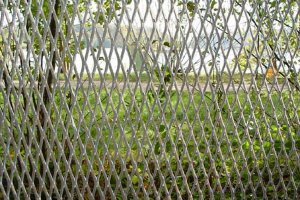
[1,80,292,93]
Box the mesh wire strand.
[0,0,299,199]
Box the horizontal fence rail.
[0,0,299,199]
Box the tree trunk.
[37,1,60,195]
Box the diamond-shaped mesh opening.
[0,0,299,199]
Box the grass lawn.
[1,86,300,199]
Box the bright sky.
[0,7,23,27]
[1,1,299,73]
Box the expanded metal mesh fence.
[0,0,300,199]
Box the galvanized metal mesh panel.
[0,0,299,199]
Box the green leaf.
[253,141,260,151]
[187,1,196,13]
[263,141,271,149]
[152,40,158,44]
[80,41,85,49]
[164,73,171,83]
[270,1,276,8]
[114,2,121,10]
[274,140,281,151]
[242,141,250,150]
[159,125,166,133]
[271,125,278,132]
[166,141,172,151]
[210,0,217,9]
[163,41,171,47]
[104,0,110,7]
[132,175,139,185]
[154,143,160,154]
[98,13,105,25]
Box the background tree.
[1,0,132,197]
